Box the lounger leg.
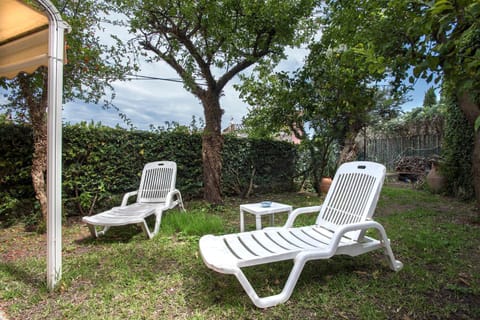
[140,211,164,239]
[382,239,403,271]
[140,220,154,239]
[87,225,98,238]
[177,193,185,212]
[87,225,110,238]
[376,226,403,272]
[234,257,309,308]
[152,211,163,236]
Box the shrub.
[0,122,296,224]
[441,91,474,200]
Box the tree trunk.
[457,92,480,206]
[201,92,224,204]
[338,133,359,165]
[30,103,48,223]
[20,72,49,224]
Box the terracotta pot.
[426,163,445,193]
[320,177,332,194]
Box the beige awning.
[0,0,50,78]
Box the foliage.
[222,136,297,197]
[0,124,35,226]
[320,0,480,204]
[0,0,133,122]
[62,122,205,216]
[238,40,401,193]
[1,187,479,319]
[321,0,480,96]
[0,122,296,225]
[368,102,446,142]
[0,0,136,225]
[106,0,317,203]
[441,88,475,200]
[159,209,224,236]
[423,87,438,108]
[109,0,316,93]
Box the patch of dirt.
[0,307,9,320]
[0,217,93,263]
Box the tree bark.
[19,72,49,224]
[201,92,224,204]
[457,92,480,206]
[338,133,359,165]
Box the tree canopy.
[108,0,317,203]
[238,40,401,193]
[0,0,134,224]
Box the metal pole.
[41,0,69,291]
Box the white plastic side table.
[240,202,293,232]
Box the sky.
[1,14,432,132]
[62,51,432,132]
[58,15,436,131]
[61,44,313,131]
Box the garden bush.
[441,92,475,200]
[0,122,296,224]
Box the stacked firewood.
[394,156,429,183]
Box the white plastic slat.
[298,226,332,246]
[276,230,316,249]
[287,229,322,248]
[223,234,258,260]
[336,173,360,224]
[250,232,289,254]
[308,226,335,242]
[237,233,276,256]
[264,230,304,250]
[321,166,381,229]
[310,226,356,245]
[138,162,176,203]
[343,173,363,224]
[111,203,157,216]
[352,175,374,223]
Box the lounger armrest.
[296,221,386,261]
[283,205,323,228]
[121,190,138,207]
[330,220,386,251]
[164,189,183,209]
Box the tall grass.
[160,209,224,236]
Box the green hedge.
[62,124,204,215]
[441,95,475,200]
[0,122,296,224]
[0,124,36,225]
[222,136,296,196]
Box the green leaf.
[475,116,480,132]
[413,66,422,78]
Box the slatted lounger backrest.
[137,161,177,203]
[316,161,386,241]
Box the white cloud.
[61,22,426,130]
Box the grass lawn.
[1,184,479,319]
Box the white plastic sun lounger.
[83,161,185,239]
[199,161,403,308]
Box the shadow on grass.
[74,223,150,245]
[0,261,46,289]
[185,253,387,310]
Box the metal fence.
[362,134,442,171]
